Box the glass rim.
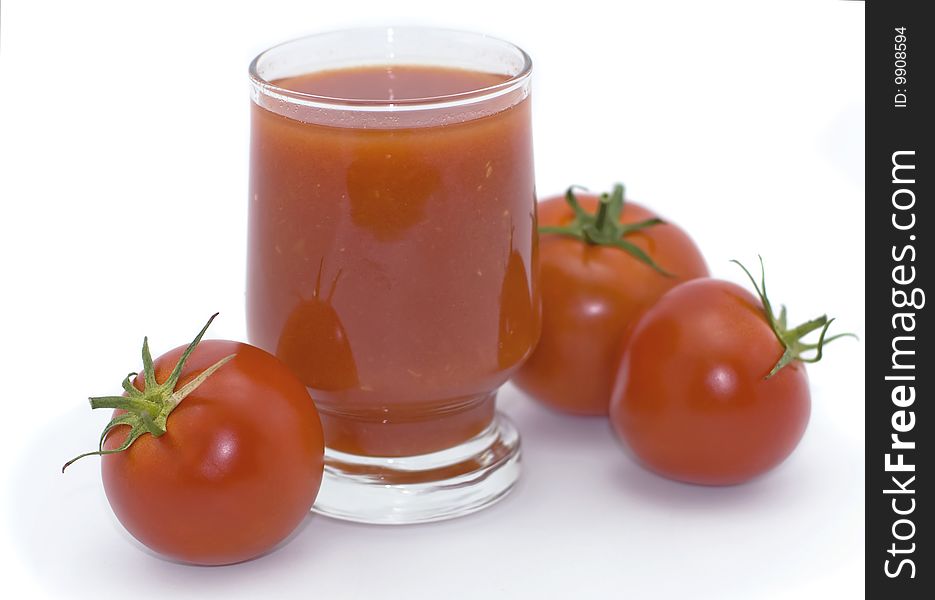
[248,26,533,113]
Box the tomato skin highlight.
[609,278,811,485]
[101,341,324,565]
[512,194,708,415]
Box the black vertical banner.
[866,1,932,598]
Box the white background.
[0,1,864,598]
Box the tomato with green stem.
[64,315,324,565]
[609,259,855,485]
[511,184,708,415]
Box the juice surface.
[247,65,539,456]
[274,64,509,100]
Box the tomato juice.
[247,65,539,457]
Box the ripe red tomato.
[512,186,708,415]
[609,267,849,485]
[67,318,324,565]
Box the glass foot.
[312,412,521,524]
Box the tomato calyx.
[733,257,857,379]
[538,184,672,276]
[62,314,235,472]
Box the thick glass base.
[312,412,521,524]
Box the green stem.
[594,195,610,232]
[168,354,235,410]
[732,257,857,378]
[539,183,672,276]
[538,225,573,235]
[62,314,236,471]
[88,396,154,413]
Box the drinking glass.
[248,27,538,523]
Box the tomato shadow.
[606,412,868,517]
[8,407,531,598]
[499,382,813,515]
[6,408,343,597]
[606,442,803,513]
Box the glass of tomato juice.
[247,27,539,523]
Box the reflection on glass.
[276,259,358,391]
[347,149,439,241]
